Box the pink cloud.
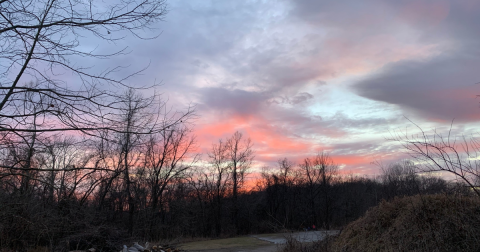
[398,0,450,27]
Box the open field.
[179,236,276,252]
[252,230,340,244]
[179,231,338,252]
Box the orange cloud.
[193,113,327,165]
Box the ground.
[179,230,339,252]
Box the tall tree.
[143,124,197,238]
[224,131,253,234]
[207,139,231,236]
[300,152,337,230]
[260,158,296,230]
[0,0,176,135]
[0,0,193,189]
[35,136,92,203]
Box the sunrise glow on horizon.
[93,0,480,176]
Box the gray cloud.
[199,88,267,116]
[290,92,314,104]
[64,0,480,173]
[286,0,480,122]
[353,49,480,122]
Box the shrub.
[332,194,480,252]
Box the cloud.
[199,88,267,116]
[353,48,480,122]
[283,0,480,122]
[163,0,480,174]
[69,0,480,175]
[290,92,314,105]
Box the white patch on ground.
[251,230,340,244]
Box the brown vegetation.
[332,194,480,252]
[0,149,457,251]
[280,235,336,252]
[2,1,479,252]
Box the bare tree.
[260,158,297,230]
[0,131,40,195]
[380,160,419,199]
[224,131,253,234]
[117,90,147,235]
[35,136,93,203]
[88,89,170,235]
[0,0,180,134]
[0,84,45,194]
[206,139,232,236]
[0,0,194,205]
[393,124,480,197]
[299,152,337,230]
[276,158,295,228]
[142,124,197,238]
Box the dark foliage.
[333,194,480,252]
[0,154,455,251]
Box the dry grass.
[332,194,480,252]
[279,236,336,252]
[0,247,49,252]
[179,236,271,251]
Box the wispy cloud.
[82,0,480,175]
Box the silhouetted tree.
[0,0,193,197]
[381,160,419,199]
[224,131,254,234]
[142,124,197,239]
[300,152,337,230]
[207,138,232,236]
[393,124,480,196]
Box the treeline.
[0,123,466,251]
[2,1,477,251]
[0,88,468,250]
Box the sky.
[90,0,480,176]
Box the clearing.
[179,230,339,252]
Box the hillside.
[332,194,480,252]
